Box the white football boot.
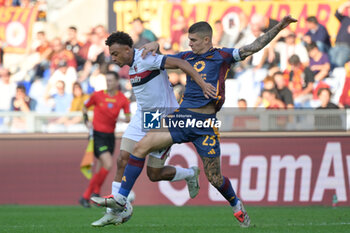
[185,166,200,198]
[91,200,133,227]
[233,200,250,228]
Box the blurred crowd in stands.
[1,0,350,125]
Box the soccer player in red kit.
[79,71,130,208]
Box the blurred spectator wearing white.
[94,25,108,47]
[0,68,16,111]
[245,14,270,69]
[235,14,270,107]
[87,32,104,63]
[271,30,309,71]
[303,16,331,53]
[88,65,107,92]
[46,60,77,95]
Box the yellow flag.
[80,137,94,179]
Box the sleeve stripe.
[232,49,242,61]
[160,56,167,70]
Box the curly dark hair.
[105,31,133,48]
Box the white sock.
[107,182,121,214]
[232,199,241,213]
[171,166,195,182]
[112,181,121,196]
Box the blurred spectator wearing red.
[65,26,86,71]
[339,61,350,108]
[262,89,285,109]
[50,37,77,73]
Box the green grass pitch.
[0,205,349,233]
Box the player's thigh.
[120,137,137,154]
[134,129,173,155]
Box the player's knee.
[147,168,162,182]
[100,153,113,170]
[133,142,143,154]
[116,151,129,170]
[102,160,113,170]
[133,141,151,156]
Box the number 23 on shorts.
[202,135,216,146]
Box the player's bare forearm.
[164,57,217,98]
[239,15,297,60]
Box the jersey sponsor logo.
[193,61,206,72]
[130,70,160,87]
[130,76,141,84]
[108,103,113,108]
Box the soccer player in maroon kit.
[79,71,130,208]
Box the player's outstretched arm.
[164,57,217,99]
[140,42,159,58]
[239,15,297,60]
